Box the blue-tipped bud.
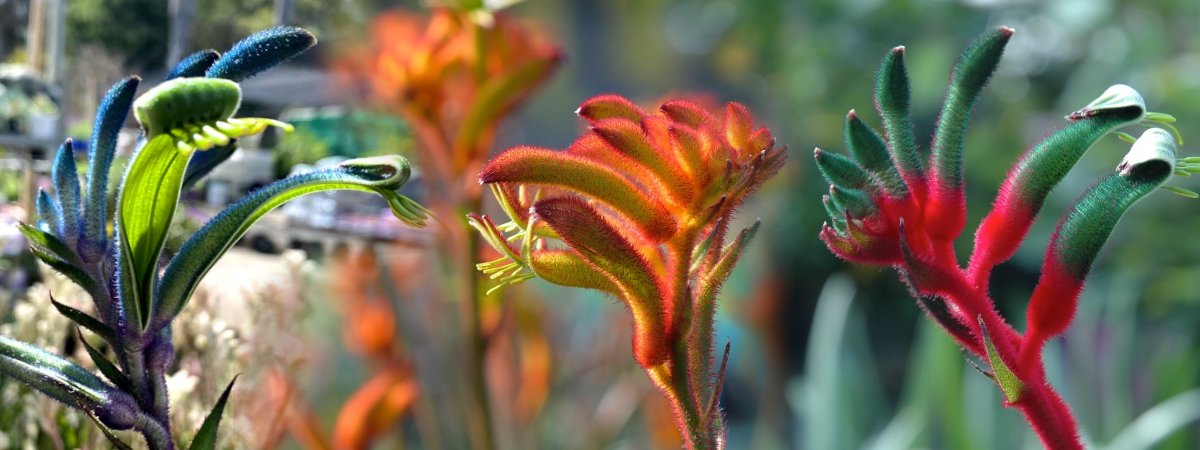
[206,26,317,81]
[82,76,140,263]
[168,49,221,80]
[51,139,81,243]
[35,189,61,233]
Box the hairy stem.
[918,250,1082,449]
[133,411,174,450]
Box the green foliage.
[186,376,237,450]
[67,0,168,68]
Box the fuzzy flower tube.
[818,27,1191,449]
[3,27,428,449]
[469,95,785,448]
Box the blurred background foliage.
[2,0,1200,448]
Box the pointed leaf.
[697,220,760,306]
[52,139,82,243]
[168,49,221,80]
[155,156,425,329]
[206,26,317,81]
[822,195,848,235]
[76,329,132,392]
[17,223,101,296]
[829,185,877,219]
[117,134,193,329]
[51,295,115,342]
[188,375,239,450]
[977,317,1024,403]
[82,77,140,263]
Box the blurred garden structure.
[1,0,1200,449]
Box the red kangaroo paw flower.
[1021,129,1175,369]
[819,27,1179,450]
[968,84,1146,288]
[472,94,783,448]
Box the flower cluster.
[470,94,785,447]
[818,26,1186,450]
[332,6,562,192]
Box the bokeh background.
[2,0,1199,448]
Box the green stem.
[463,199,496,450]
[668,235,723,449]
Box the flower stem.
[464,201,496,450]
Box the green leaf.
[117,134,193,330]
[188,375,238,450]
[154,156,426,328]
[50,294,115,343]
[976,317,1024,403]
[75,329,131,393]
[17,223,101,296]
[697,219,761,307]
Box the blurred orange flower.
[333,7,562,192]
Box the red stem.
[1015,384,1084,450]
[911,230,1082,449]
